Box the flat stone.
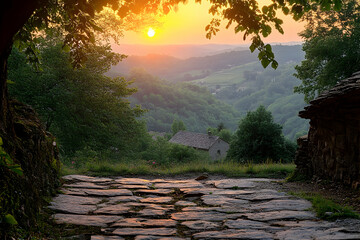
[62,188,88,196]
[91,236,124,240]
[181,220,221,230]
[63,175,113,183]
[84,189,133,197]
[112,228,176,236]
[275,227,360,240]
[175,201,197,207]
[135,236,186,240]
[136,189,174,195]
[155,180,203,189]
[171,211,240,221]
[181,188,254,196]
[202,195,249,206]
[64,182,109,189]
[235,190,288,201]
[140,197,173,204]
[48,194,101,214]
[115,178,151,185]
[224,219,281,231]
[249,199,312,212]
[245,210,316,222]
[271,220,332,228]
[206,179,256,189]
[112,218,177,227]
[193,229,273,239]
[94,204,130,215]
[108,196,143,204]
[53,214,122,227]
[112,184,149,189]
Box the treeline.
[128,69,240,133]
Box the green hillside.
[128,69,240,133]
[191,61,309,140]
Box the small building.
[169,131,229,161]
[296,71,360,188]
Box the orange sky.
[121,1,305,45]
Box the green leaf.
[249,43,256,53]
[8,165,23,176]
[271,60,279,69]
[4,214,18,225]
[261,58,270,68]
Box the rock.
[48,194,101,214]
[115,178,151,185]
[63,175,113,183]
[245,210,316,222]
[224,219,281,231]
[53,214,122,227]
[107,196,143,204]
[136,189,174,195]
[140,197,173,204]
[155,180,203,189]
[206,179,256,189]
[91,236,125,240]
[275,227,360,240]
[111,218,177,227]
[64,182,109,189]
[113,184,149,189]
[235,189,287,201]
[112,228,177,236]
[248,199,312,211]
[135,236,186,240]
[174,201,197,207]
[202,194,249,206]
[195,174,209,181]
[94,204,130,215]
[83,189,133,197]
[171,211,240,221]
[181,220,221,230]
[193,229,273,239]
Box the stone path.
[49,175,360,239]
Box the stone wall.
[295,72,360,188]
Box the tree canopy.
[227,105,295,163]
[294,0,360,102]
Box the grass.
[61,159,295,178]
[290,192,360,221]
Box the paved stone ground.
[49,175,360,239]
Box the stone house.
[295,71,360,188]
[169,131,229,161]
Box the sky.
[120,1,305,45]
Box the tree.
[171,119,186,135]
[294,0,360,102]
[228,105,294,163]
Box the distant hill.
[110,44,308,140]
[111,44,248,59]
[110,45,304,83]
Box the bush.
[228,105,295,163]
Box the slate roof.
[299,71,360,119]
[169,131,220,150]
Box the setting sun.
[147,27,156,38]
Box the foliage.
[128,69,240,133]
[62,158,296,178]
[228,105,296,163]
[290,192,360,220]
[294,0,360,102]
[0,137,23,176]
[8,39,145,157]
[207,124,233,143]
[171,119,186,135]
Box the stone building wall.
[296,72,360,188]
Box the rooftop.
[169,131,220,150]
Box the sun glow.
[147,27,156,37]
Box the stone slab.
[181,188,254,196]
[181,220,221,230]
[135,236,186,240]
[249,199,312,212]
[175,201,197,207]
[224,219,282,231]
[275,227,360,240]
[206,179,256,189]
[155,180,203,189]
[84,189,133,197]
[53,213,122,227]
[112,228,176,236]
[107,196,143,204]
[193,229,273,239]
[115,178,151,185]
[94,204,131,215]
[136,189,174,195]
[63,175,113,183]
[140,197,173,204]
[245,210,316,222]
[171,211,241,221]
[91,236,125,240]
[112,218,177,227]
[202,194,249,206]
[49,194,101,214]
[64,182,109,189]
